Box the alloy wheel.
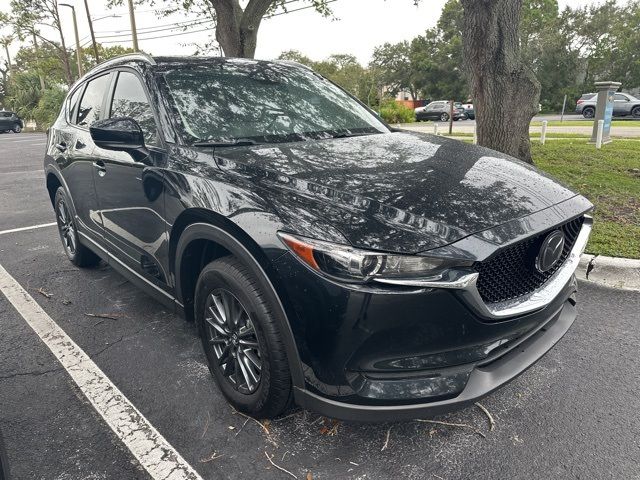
[56,199,77,255]
[204,288,262,394]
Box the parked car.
[416,101,467,122]
[460,102,475,120]
[0,111,23,133]
[45,54,593,421]
[575,92,640,118]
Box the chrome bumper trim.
[375,216,593,320]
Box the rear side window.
[67,87,83,124]
[110,71,158,146]
[77,74,111,127]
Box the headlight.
[278,232,471,283]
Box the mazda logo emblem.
[535,230,566,273]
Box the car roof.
[83,53,311,79]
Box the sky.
[1,0,618,66]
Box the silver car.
[575,92,640,118]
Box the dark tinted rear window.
[78,74,111,127]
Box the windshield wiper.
[331,131,379,139]
[193,138,260,148]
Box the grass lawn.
[532,140,640,258]
[531,120,640,128]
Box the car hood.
[213,131,578,253]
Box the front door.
[92,69,170,289]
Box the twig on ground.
[200,451,223,463]
[417,419,486,438]
[235,417,250,436]
[475,402,495,432]
[265,451,297,479]
[231,407,270,436]
[201,411,210,438]
[381,426,392,451]
[272,410,304,423]
[282,450,289,461]
[36,287,53,298]
[84,313,124,321]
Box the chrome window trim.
[375,216,593,319]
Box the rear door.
[0,112,10,130]
[614,93,631,116]
[56,74,112,246]
[92,68,170,288]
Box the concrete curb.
[576,254,640,292]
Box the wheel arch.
[171,210,305,388]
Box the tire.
[12,124,21,133]
[632,106,640,118]
[54,187,101,268]
[582,107,595,119]
[440,113,449,122]
[195,256,292,418]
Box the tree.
[460,0,541,163]
[109,0,334,58]
[5,0,74,85]
[370,41,419,100]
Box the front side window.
[110,71,158,146]
[77,74,111,127]
[161,60,389,145]
[614,94,628,102]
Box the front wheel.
[54,187,100,267]
[632,106,640,118]
[195,256,292,418]
[440,113,450,122]
[12,125,21,133]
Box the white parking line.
[0,223,57,236]
[0,262,203,480]
[0,169,44,176]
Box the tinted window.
[614,94,628,101]
[110,71,158,146]
[163,62,388,144]
[0,112,12,118]
[67,87,83,124]
[77,74,110,127]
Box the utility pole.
[127,0,140,52]
[1,40,11,77]
[60,4,83,78]
[83,0,100,64]
[31,33,47,91]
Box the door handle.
[55,142,67,152]
[93,160,107,177]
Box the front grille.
[474,216,584,304]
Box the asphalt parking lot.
[1,132,639,480]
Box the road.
[401,114,640,138]
[1,133,639,480]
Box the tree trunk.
[460,0,541,164]
[52,3,74,85]
[209,0,272,58]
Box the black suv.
[45,54,593,421]
[0,111,23,133]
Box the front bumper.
[293,297,576,422]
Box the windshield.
[161,60,389,145]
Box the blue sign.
[603,89,615,138]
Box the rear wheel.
[582,107,595,119]
[54,187,100,267]
[195,256,292,418]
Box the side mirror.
[90,117,150,163]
